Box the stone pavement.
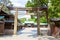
[0,28,60,40]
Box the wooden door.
[0,22,4,34]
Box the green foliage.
[28,18,35,21]
[25,0,48,7]
[40,17,47,23]
[48,0,60,18]
[25,0,48,13]
[28,15,47,23]
[28,15,37,22]
[25,0,48,23]
[20,18,26,23]
[25,0,60,23]
[31,15,35,19]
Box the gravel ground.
[0,28,60,40]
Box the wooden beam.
[7,6,47,11]
[14,8,18,35]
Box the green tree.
[48,0,60,18]
[25,0,48,35]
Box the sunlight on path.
[0,28,60,40]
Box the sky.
[10,0,31,19]
[10,0,28,7]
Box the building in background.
[0,1,22,35]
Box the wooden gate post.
[46,10,50,35]
[14,8,18,35]
[37,7,40,35]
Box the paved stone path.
[0,28,60,40]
